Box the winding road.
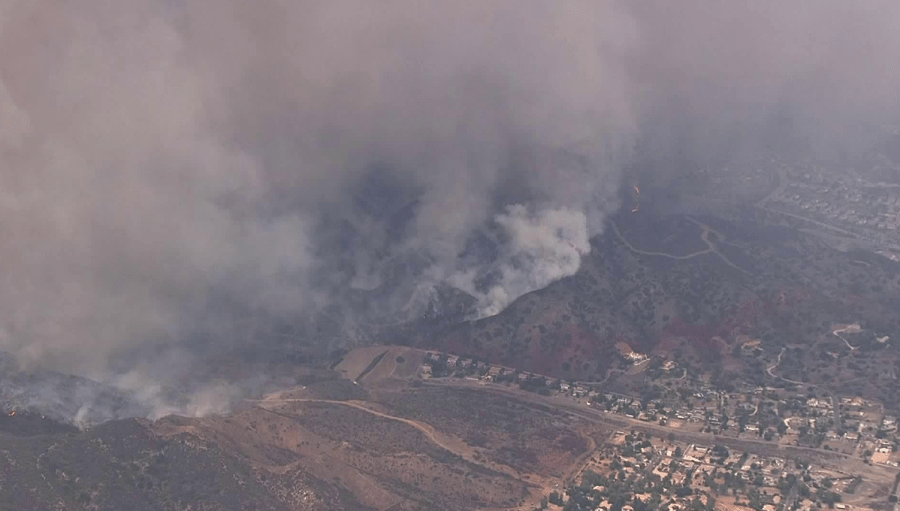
[611,221,713,260]
[611,218,750,275]
[766,347,843,432]
[832,325,861,350]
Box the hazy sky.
[1,1,899,416]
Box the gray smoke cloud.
[0,2,634,419]
[630,2,900,168]
[1,1,899,422]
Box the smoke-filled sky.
[1,1,899,416]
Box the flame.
[8,410,15,417]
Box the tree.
[549,491,563,506]
[674,446,684,458]
[748,488,762,510]
[821,490,842,507]
[777,420,788,435]
[540,496,549,509]
[675,485,693,498]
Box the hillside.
[414,212,900,404]
[0,369,599,511]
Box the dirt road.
[254,397,448,449]
[612,217,750,274]
[249,396,540,483]
[424,378,877,470]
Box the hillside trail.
[684,216,751,274]
[611,221,711,260]
[612,217,751,274]
[767,347,806,385]
[832,324,861,350]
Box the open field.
[370,386,598,478]
[334,345,426,383]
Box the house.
[741,339,762,350]
[615,342,648,364]
[841,397,866,408]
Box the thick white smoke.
[0,1,634,419]
[2,1,900,422]
[449,206,592,317]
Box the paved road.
[832,395,843,434]
[783,482,799,511]
[425,379,870,466]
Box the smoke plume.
[1,1,899,422]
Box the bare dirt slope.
[0,370,598,511]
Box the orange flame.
[8,410,15,417]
